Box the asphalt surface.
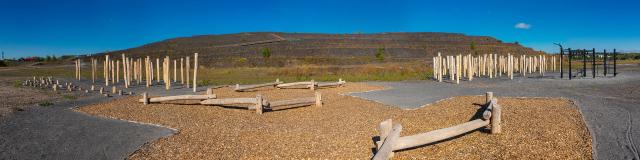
[350,64,640,160]
[0,79,204,160]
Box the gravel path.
[0,78,195,159]
[350,64,640,160]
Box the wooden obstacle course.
[373,92,502,159]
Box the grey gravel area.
[350,64,640,160]
[0,79,207,159]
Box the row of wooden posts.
[433,53,557,83]
[24,76,134,97]
[76,53,199,92]
[373,92,502,160]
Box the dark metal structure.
[559,48,617,79]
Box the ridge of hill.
[100,32,543,67]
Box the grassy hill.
[99,32,543,68]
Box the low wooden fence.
[373,92,502,160]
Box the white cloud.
[514,22,531,29]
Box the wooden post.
[111,60,115,84]
[165,56,170,90]
[186,56,190,88]
[156,58,160,83]
[193,53,198,92]
[115,59,124,83]
[105,55,109,86]
[206,88,213,95]
[315,92,322,107]
[142,92,149,105]
[373,124,402,160]
[173,59,177,83]
[486,92,493,104]
[491,99,502,134]
[255,94,263,114]
[310,79,315,90]
[99,87,104,94]
[112,86,117,94]
[181,58,184,84]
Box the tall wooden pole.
[186,56,190,88]
[181,58,184,84]
[193,53,198,92]
[156,58,160,83]
[105,55,109,86]
[173,59,177,83]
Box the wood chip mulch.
[77,83,592,159]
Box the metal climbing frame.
[559,47,617,79]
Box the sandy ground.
[78,83,592,159]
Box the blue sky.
[1,0,639,59]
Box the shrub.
[375,48,385,61]
[12,80,22,88]
[39,101,53,107]
[63,95,77,100]
[261,47,271,59]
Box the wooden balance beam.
[200,94,268,114]
[140,92,217,104]
[267,92,322,109]
[316,79,346,88]
[373,92,502,159]
[234,79,281,92]
[276,79,345,90]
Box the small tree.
[375,47,385,61]
[470,41,478,56]
[261,47,271,59]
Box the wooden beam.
[391,119,489,151]
[139,94,217,103]
[269,97,315,108]
[200,98,258,105]
[234,80,282,91]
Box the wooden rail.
[373,92,502,159]
[139,92,217,104]
[234,79,281,92]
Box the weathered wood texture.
[372,92,502,159]
[139,94,217,103]
[234,80,282,92]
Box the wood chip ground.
[77,83,592,159]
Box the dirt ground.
[77,83,592,159]
[0,77,59,118]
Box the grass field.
[0,61,433,85]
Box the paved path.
[0,79,205,159]
[350,65,640,160]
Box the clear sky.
[1,0,639,59]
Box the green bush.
[12,80,22,88]
[63,95,77,100]
[261,47,271,59]
[375,48,385,61]
[39,101,53,107]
